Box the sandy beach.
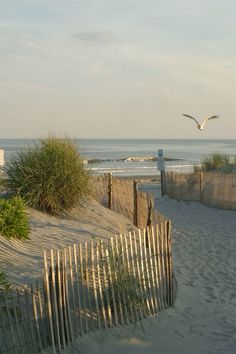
[54,196,236,354]
[1,192,236,353]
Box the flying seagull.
[182,114,219,130]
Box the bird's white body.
[182,114,219,130]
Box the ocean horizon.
[0,138,235,177]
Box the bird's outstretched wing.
[182,114,199,126]
[201,115,219,129]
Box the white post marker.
[0,149,4,167]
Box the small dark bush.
[0,196,29,239]
[0,269,12,302]
[4,138,91,214]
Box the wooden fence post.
[199,172,203,202]
[108,173,112,210]
[161,170,164,196]
[133,180,138,227]
[146,196,153,228]
[166,220,173,306]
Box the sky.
[0,0,236,139]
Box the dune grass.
[102,244,144,316]
[4,137,91,215]
[195,153,236,173]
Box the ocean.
[0,139,235,177]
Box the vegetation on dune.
[195,153,236,173]
[0,269,12,301]
[0,196,29,239]
[101,243,144,317]
[4,138,91,215]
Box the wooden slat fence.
[42,222,174,352]
[92,174,161,228]
[0,222,174,354]
[0,285,50,354]
[162,172,236,210]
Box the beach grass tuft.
[102,243,144,318]
[4,137,91,214]
[195,152,236,173]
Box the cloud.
[73,31,116,44]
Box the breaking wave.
[84,156,182,164]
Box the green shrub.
[4,138,91,214]
[0,269,12,302]
[0,196,29,239]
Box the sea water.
[0,138,235,177]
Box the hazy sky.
[0,0,236,138]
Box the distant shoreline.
[85,157,183,164]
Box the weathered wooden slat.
[50,249,61,352]
[128,231,142,322]
[31,284,42,352]
[108,172,112,209]
[91,241,101,329]
[63,249,74,341]
[79,243,88,333]
[61,250,71,346]
[12,300,25,354]
[84,242,93,331]
[133,180,138,226]
[115,235,129,324]
[96,241,107,329]
[138,229,151,316]
[122,234,135,322]
[155,225,164,310]
[3,293,18,354]
[111,237,124,326]
[36,282,47,348]
[142,229,155,315]
[73,244,83,335]
[56,250,66,349]
[0,300,10,353]
[146,227,159,314]
[166,221,173,306]
[164,222,170,306]
[160,224,167,308]
[43,251,56,353]
[105,247,119,327]
[16,289,28,350]
[132,230,146,319]
[150,226,161,311]
[24,287,37,353]
[100,241,113,327]
[68,246,77,335]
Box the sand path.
[62,196,236,354]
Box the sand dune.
[0,198,137,287]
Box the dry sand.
[1,194,236,353]
[0,198,137,287]
[57,196,236,354]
